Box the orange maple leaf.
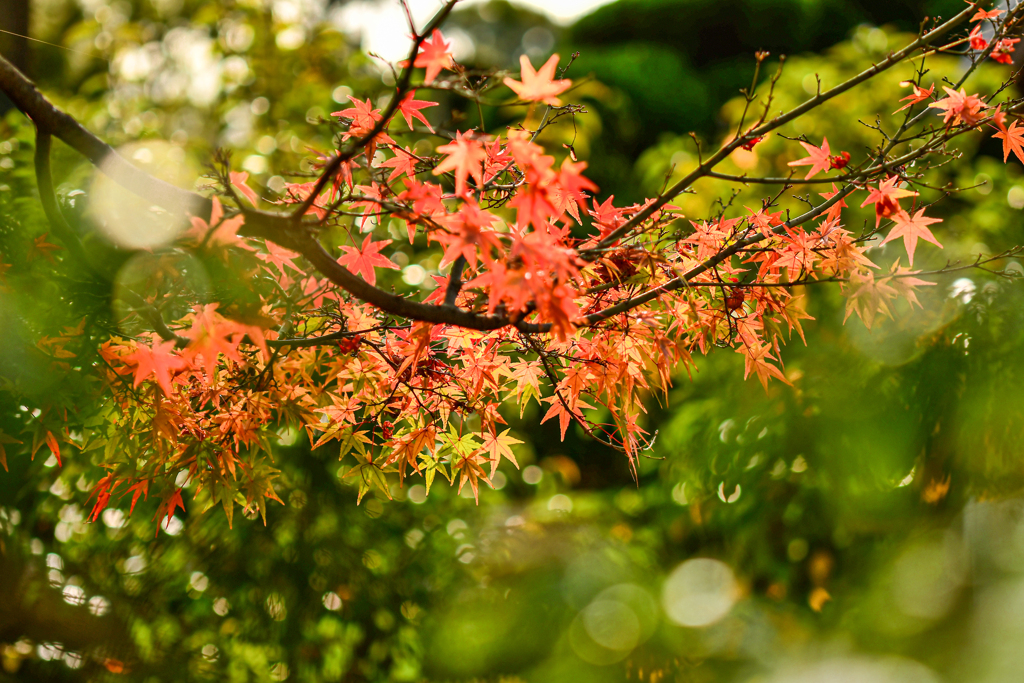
[126,338,187,395]
[882,208,942,267]
[787,137,832,180]
[503,54,572,106]
[229,171,260,206]
[993,119,1024,164]
[433,132,487,196]
[336,235,399,286]
[844,270,899,329]
[27,233,62,263]
[152,487,186,535]
[482,428,522,477]
[0,430,22,472]
[928,86,987,127]
[894,82,934,114]
[972,7,1003,21]
[737,341,791,390]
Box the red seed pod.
[337,336,361,354]
[829,151,851,170]
[740,135,764,151]
[725,287,745,311]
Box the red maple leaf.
[126,338,187,395]
[379,147,421,182]
[787,137,832,180]
[503,54,572,106]
[125,480,149,515]
[433,132,487,196]
[894,82,935,114]
[332,96,382,133]
[993,119,1024,164]
[152,487,186,536]
[928,86,987,127]
[859,176,917,227]
[397,90,438,132]
[972,7,1003,21]
[411,29,454,84]
[881,208,943,266]
[257,241,303,278]
[336,235,399,286]
[969,25,988,50]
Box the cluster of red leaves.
[51,17,1021,526]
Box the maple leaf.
[152,487,186,536]
[508,360,544,415]
[482,428,522,477]
[183,197,249,256]
[989,103,1008,133]
[332,95,382,133]
[787,137,832,180]
[125,480,149,515]
[257,241,303,279]
[541,395,597,441]
[503,54,572,105]
[969,25,988,50]
[27,233,62,263]
[126,338,187,395]
[397,90,438,132]
[882,208,942,266]
[435,198,501,268]
[991,37,1019,64]
[894,82,935,114]
[88,475,117,522]
[411,29,454,84]
[818,183,848,223]
[433,132,487,196]
[844,269,899,329]
[887,261,936,308]
[44,430,62,467]
[379,147,421,182]
[859,176,918,227]
[336,235,399,286]
[737,341,792,390]
[0,429,22,472]
[928,86,987,127]
[972,7,1003,21]
[993,119,1024,164]
[230,171,260,206]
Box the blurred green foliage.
[1,1,1024,682]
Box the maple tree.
[0,0,1022,536]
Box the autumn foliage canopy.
[1,0,1023,531]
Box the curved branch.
[0,52,517,333]
[0,57,210,219]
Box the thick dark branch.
[444,255,467,307]
[0,52,516,333]
[1,56,210,219]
